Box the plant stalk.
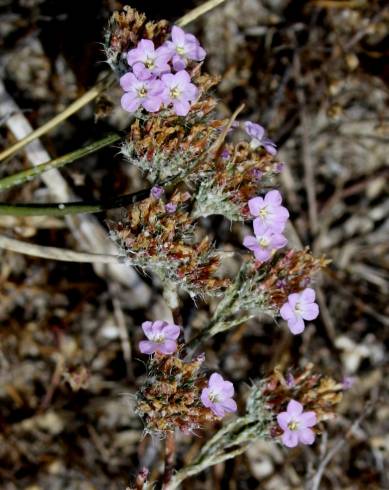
[0,133,121,191]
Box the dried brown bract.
[136,351,218,434]
[109,195,228,295]
[104,6,169,76]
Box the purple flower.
[342,376,355,390]
[220,148,230,159]
[244,121,277,155]
[201,373,237,417]
[243,223,287,262]
[252,168,263,181]
[161,25,206,71]
[120,73,163,113]
[150,186,164,199]
[165,202,177,213]
[139,320,180,355]
[248,190,289,233]
[277,400,317,448]
[127,39,171,80]
[161,70,198,116]
[280,288,319,335]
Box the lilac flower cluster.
[242,187,320,335]
[120,26,205,116]
[139,321,237,418]
[243,190,289,262]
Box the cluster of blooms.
[108,193,228,296]
[138,321,237,421]
[261,364,344,447]
[135,323,238,435]
[105,7,338,451]
[120,26,205,116]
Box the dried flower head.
[261,363,344,441]
[104,7,169,76]
[109,195,228,296]
[136,352,219,434]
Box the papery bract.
[201,373,237,417]
[280,288,319,334]
[277,400,317,448]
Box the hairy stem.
[0,133,121,191]
[162,431,176,489]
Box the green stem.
[0,132,121,191]
[0,188,150,217]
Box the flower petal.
[301,303,319,321]
[120,72,137,91]
[288,316,305,335]
[173,100,190,116]
[157,340,177,355]
[200,388,211,408]
[280,303,294,321]
[248,197,263,217]
[298,411,317,428]
[264,190,282,206]
[243,235,258,250]
[209,373,224,388]
[301,287,316,303]
[277,412,291,430]
[298,428,315,445]
[141,321,154,339]
[139,340,156,355]
[282,430,299,448]
[121,93,140,113]
[162,324,181,340]
[221,397,237,413]
[287,400,303,416]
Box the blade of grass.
[0,132,121,191]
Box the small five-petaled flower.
[244,121,277,155]
[201,373,237,417]
[280,288,319,334]
[139,320,180,355]
[248,190,289,233]
[277,399,317,448]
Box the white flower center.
[259,207,268,218]
[137,85,148,98]
[258,237,269,248]
[144,57,155,69]
[169,86,181,99]
[208,390,220,403]
[176,45,186,56]
[288,420,299,431]
[152,334,165,344]
[294,302,302,314]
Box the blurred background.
[0,0,388,488]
